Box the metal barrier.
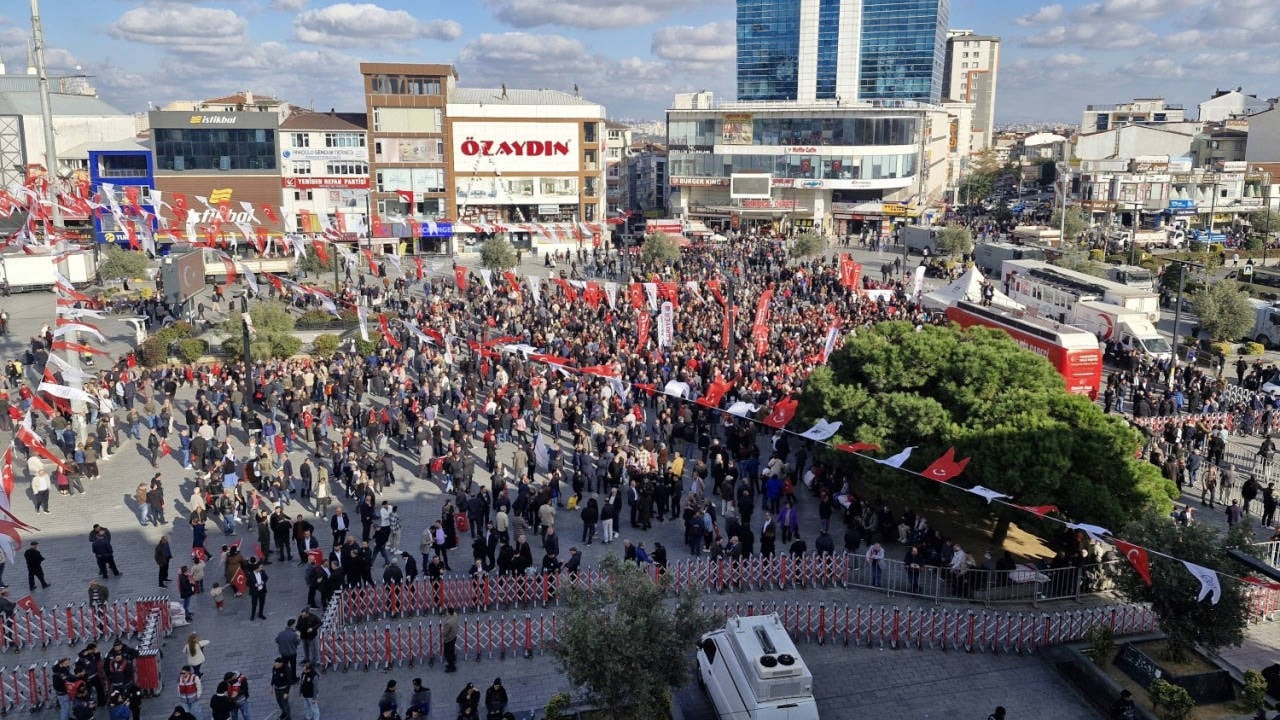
[843,554,1115,607]
[134,609,164,696]
[0,595,173,653]
[315,600,1158,670]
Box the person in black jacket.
[484,678,508,720]
[209,682,234,720]
[24,541,49,591]
[271,657,293,720]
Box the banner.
[636,310,651,350]
[722,305,732,350]
[657,301,674,348]
[752,287,774,356]
[839,254,862,290]
[821,323,840,363]
[356,305,370,343]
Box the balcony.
[98,168,149,178]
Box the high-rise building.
[859,0,949,104]
[942,29,999,150]
[736,0,949,104]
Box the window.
[373,107,442,133]
[293,190,314,201]
[324,132,366,148]
[326,162,368,176]
[291,133,309,148]
[154,128,277,172]
[369,74,442,96]
[292,161,312,175]
[584,123,598,143]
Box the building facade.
[605,122,632,214]
[1080,98,1187,134]
[735,0,947,104]
[148,106,286,243]
[445,87,607,250]
[942,29,998,150]
[626,143,669,217]
[360,63,454,253]
[666,92,949,236]
[278,110,369,239]
[87,141,155,248]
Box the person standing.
[442,607,459,672]
[274,619,300,680]
[298,661,319,720]
[209,681,234,720]
[92,528,121,579]
[31,469,50,514]
[484,678,508,719]
[24,541,49,591]
[176,665,202,718]
[183,634,209,676]
[246,558,269,620]
[156,536,173,588]
[270,657,292,720]
[296,608,321,665]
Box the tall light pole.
[1166,258,1203,370]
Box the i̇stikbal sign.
[451,122,579,174]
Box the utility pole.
[32,0,86,442]
[1166,257,1203,370]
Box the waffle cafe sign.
[451,122,579,173]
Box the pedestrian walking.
[156,536,173,587]
[442,607,459,672]
[91,528,121,579]
[271,657,292,720]
[176,665,202,718]
[246,558,269,620]
[275,619,300,680]
[299,662,319,720]
[24,541,49,591]
[183,634,209,677]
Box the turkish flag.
[371,215,386,238]
[628,283,644,309]
[706,279,725,306]
[454,266,468,291]
[698,378,733,408]
[835,442,882,454]
[230,567,247,594]
[656,282,679,308]
[307,548,324,566]
[312,240,329,265]
[259,204,280,223]
[1015,504,1059,517]
[378,313,402,350]
[1113,539,1152,586]
[172,193,189,221]
[636,310,651,349]
[920,447,970,482]
[763,396,798,429]
[396,189,414,206]
[160,443,171,457]
[15,595,38,615]
[503,271,521,294]
[29,392,54,418]
[0,446,11,500]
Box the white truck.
[202,250,295,282]
[697,614,819,720]
[1248,299,1280,348]
[0,251,94,292]
[902,225,940,255]
[1072,299,1172,361]
[1105,265,1156,292]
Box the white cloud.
[651,22,734,64]
[1023,21,1157,49]
[272,0,308,9]
[1045,53,1088,69]
[1117,56,1187,79]
[1014,4,1064,26]
[1076,0,1202,20]
[293,3,460,46]
[457,32,598,83]
[486,0,711,29]
[109,4,248,46]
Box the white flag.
[239,262,259,296]
[603,281,618,309]
[527,276,542,305]
[479,268,493,292]
[965,485,1011,504]
[46,353,95,384]
[356,305,370,343]
[534,433,549,471]
[663,380,690,399]
[1182,560,1222,604]
[912,264,926,297]
[727,401,759,417]
[1066,522,1112,540]
[52,323,106,345]
[821,325,841,363]
[799,419,842,441]
[876,447,916,468]
[644,282,658,311]
[36,382,99,408]
[54,306,106,320]
[383,253,402,276]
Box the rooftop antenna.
[500,84,507,100]
[574,83,580,97]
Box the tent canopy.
[921,266,1023,312]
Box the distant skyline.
[0,0,1275,123]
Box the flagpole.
[32,0,87,445]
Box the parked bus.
[946,300,1102,397]
[999,259,1159,322]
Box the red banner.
[454,266,468,291]
[751,288,773,356]
[722,305,732,350]
[636,310,651,350]
[377,314,402,350]
[839,254,863,290]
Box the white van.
[697,614,820,720]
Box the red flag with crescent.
[259,204,280,223]
[1113,538,1152,586]
[835,442,882,454]
[454,266,468,291]
[15,595,38,615]
[920,447,971,482]
[1,446,12,501]
[311,240,329,265]
[763,396,798,429]
[378,314,402,350]
[697,378,733,408]
[628,283,644,309]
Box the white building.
[1246,104,1280,162]
[605,121,632,213]
[0,72,136,188]
[1199,88,1269,123]
[626,143,669,216]
[1081,98,1187,134]
[1019,132,1067,162]
[277,110,370,237]
[1073,124,1196,162]
[942,29,999,151]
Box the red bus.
[945,300,1102,397]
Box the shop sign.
[282,177,370,189]
[671,176,729,187]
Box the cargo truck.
[1072,299,1172,361]
[0,251,94,292]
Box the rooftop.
[0,84,126,117]
[201,91,285,107]
[448,87,598,107]
[280,110,367,131]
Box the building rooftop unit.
[448,87,597,107]
[280,110,367,131]
[1024,267,1109,297]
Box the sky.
[0,0,1275,124]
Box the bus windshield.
[1141,336,1172,354]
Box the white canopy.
[921,266,1023,312]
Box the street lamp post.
[1166,258,1203,370]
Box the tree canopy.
[1113,513,1254,662]
[479,237,517,270]
[219,299,301,360]
[1049,207,1088,243]
[800,322,1175,535]
[791,231,824,259]
[97,246,150,283]
[551,555,711,719]
[641,232,682,266]
[1191,280,1253,342]
[935,225,974,256]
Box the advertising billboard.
[451,122,579,173]
[281,147,368,163]
[720,113,753,145]
[730,174,772,200]
[377,138,444,164]
[161,248,206,306]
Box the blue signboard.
[418,221,453,238]
[1168,199,1195,210]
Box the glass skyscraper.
[858,0,949,103]
[735,0,950,104]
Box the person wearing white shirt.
[30,469,50,514]
[864,543,885,587]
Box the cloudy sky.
[0,0,1274,123]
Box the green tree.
[219,300,299,360]
[1113,513,1254,663]
[1191,280,1253,341]
[551,555,712,719]
[641,232,682,266]
[1246,209,1280,237]
[935,225,974,256]
[790,231,824,259]
[97,246,150,283]
[800,322,1175,541]
[1049,207,1088,243]
[479,237,517,270]
[297,251,336,276]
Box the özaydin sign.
[452,122,579,174]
